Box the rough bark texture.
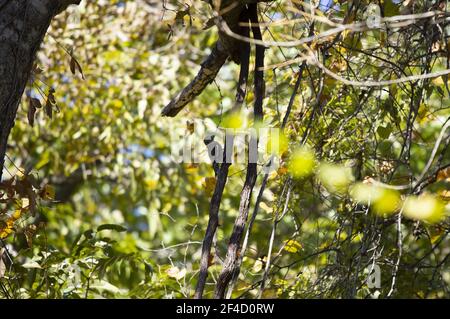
[206,1,272,63]
[214,3,265,299]
[162,0,274,117]
[0,0,80,180]
[194,6,252,299]
[161,41,229,117]
[194,158,231,299]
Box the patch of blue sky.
[319,0,334,12]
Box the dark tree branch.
[194,6,252,299]
[162,0,274,117]
[161,40,229,117]
[194,154,231,299]
[214,2,265,299]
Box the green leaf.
[22,260,41,269]
[97,224,127,233]
[377,125,391,139]
[383,0,399,17]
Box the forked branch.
[214,2,265,299]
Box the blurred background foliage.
[1,0,449,298]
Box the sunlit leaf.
[403,194,445,224]
[318,163,354,193]
[167,266,186,280]
[350,182,400,216]
[221,112,244,129]
[252,258,265,273]
[287,146,316,178]
[283,239,303,253]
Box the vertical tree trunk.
[0,0,80,180]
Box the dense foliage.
[1,0,449,299]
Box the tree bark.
[214,2,265,298]
[0,0,80,181]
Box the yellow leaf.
[110,99,123,109]
[287,146,316,179]
[350,183,400,216]
[318,163,354,194]
[372,189,401,216]
[432,76,444,86]
[403,194,445,224]
[283,239,303,253]
[12,210,22,221]
[222,112,243,129]
[144,179,158,191]
[428,226,444,244]
[0,220,14,239]
[202,177,216,196]
[185,163,199,173]
[339,232,348,241]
